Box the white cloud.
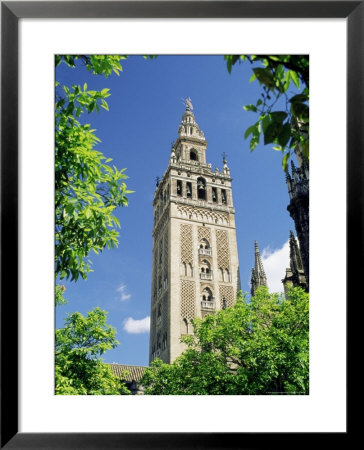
[123,316,150,334]
[261,240,290,293]
[117,284,131,302]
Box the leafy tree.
[55,56,138,393]
[141,286,309,395]
[55,307,129,395]
[55,55,133,292]
[225,55,309,171]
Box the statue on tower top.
[182,97,194,111]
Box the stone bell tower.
[149,99,240,364]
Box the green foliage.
[55,307,129,395]
[224,55,309,170]
[55,55,126,76]
[55,284,67,306]
[141,287,309,395]
[55,55,133,284]
[55,55,143,394]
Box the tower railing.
[201,300,215,309]
[198,248,212,256]
[200,272,213,280]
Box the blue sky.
[56,55,297,367]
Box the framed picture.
[1,1,358,447]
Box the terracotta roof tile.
[108,364,147,382]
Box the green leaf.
[290,70,300,88]
[84,208,91,219]
[244,124,258,139]
[270,111,288,123]
[224,55,240,74]
[249,72,256,83]
[261,115,271,133]
[253,68,275,88]
[264,122,282,145]
[291,102,309,121]
[277,123,292,148]
[243,104,258,112]
[290,94,308,104]
[282,152,290,172]
[250,135,260,151]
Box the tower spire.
[281,231,308,293]
[250,241,268,296]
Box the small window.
[190,150,198,161]
[186,182,192,198]
[221,189,227,204]
[197,177,206,200]
[212,187,217,203]
[177,180,182,196]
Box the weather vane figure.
[182,97,194,111]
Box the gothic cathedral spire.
[281,230,308,293]
[250,241,268,296]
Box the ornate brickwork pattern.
[177,205,229,225]
[150,307,157,345]
[180,280,196,320]
[180,224,193,264]
[219,285,235,308]
[198,226,211,243]
[163,230,169,279]
[216,229,231,269]
[154,207,169,238]
[162,293,169,335]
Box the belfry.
[149,99,241,364]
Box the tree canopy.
[55,55,135,393]
[55,55,133,289]
[225,55,309,171]
[141,286,309,395]
[55,307,129,395]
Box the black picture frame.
[1,1,359,448]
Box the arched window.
[199,238,211,256]
[186,182,192,198]
[202,238,210,249]
[177,180,182,196]
[200,259,210,273]
[220,268,224,281]
[212,187,217,203]
[190,150,198,161]
[201,287,213,302]
[221,189,227,204]
[225,269,230,282]
[183,318,189,334]
[162,332,167,350]
[197,177,206,200]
